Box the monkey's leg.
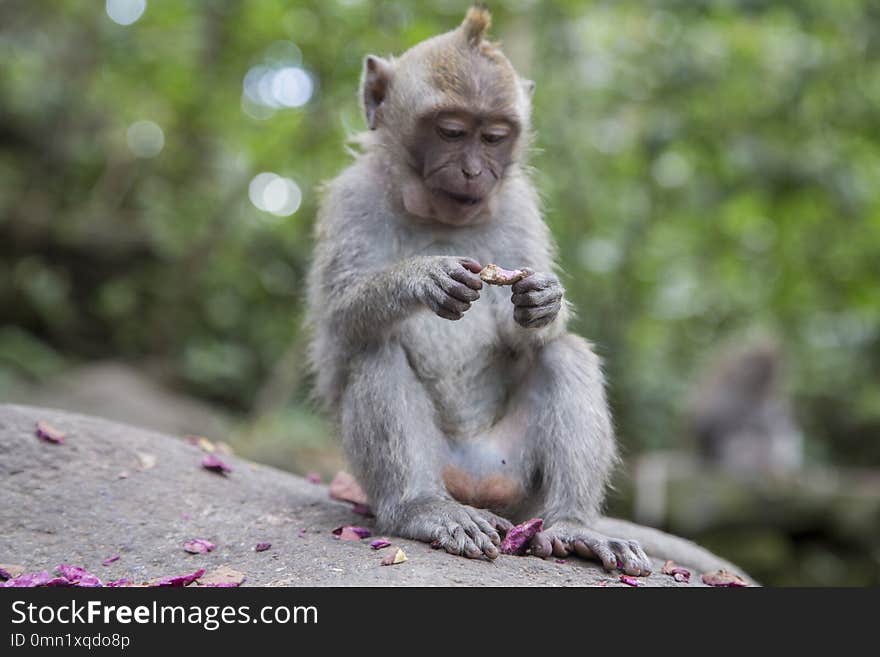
[341,341,512,560]
[514,333,652,576]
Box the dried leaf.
[381,548,407,566]
[35,420,65,444]
[701,570,748,587]
[0,564,24,580]
[198,566,246,587]
[499,518,544,556]
[136,451,157,471]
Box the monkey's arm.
[322,254,483,344]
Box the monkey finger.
[434,307,464,321]
[573,538,617,571]
[527,532,553,558]
[629,541,652,576]
[511,271,553,294]
[468,512,502,545]
[551,537,570,558]
[511,287,562,308]
[450,267,484,290]
[439,295,471,315]
[514,304,559,328]
[440,277,481,302]
[457,257,483,274]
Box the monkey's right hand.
[414,256,483,321]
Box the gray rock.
[0,404,736,586]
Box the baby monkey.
[306,6,652,576]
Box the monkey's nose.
[462,167,482,180]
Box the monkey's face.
[410,109,519,225]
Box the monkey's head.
[360,5,534,226]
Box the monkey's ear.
[461,4,491,46]
[521,78,536,98]
[361,55,394,130]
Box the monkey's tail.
[596,517,757,583]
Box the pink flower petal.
[661,560,691,583]
[101,555,121,566]
[306,472,321,484]
[255,542,271,552]
[619,575,642,587]
[370,539,392,550]
[183,539,216,554]
[35,420,65,444]
[201,454,232,475]
[56,565,103,587]
[701,570,748,587]
[332,526,371,541]
[151,568,205,587]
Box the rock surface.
[0,404,741,587]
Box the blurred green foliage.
[1,0,879,471]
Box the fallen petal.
[701,570,748,587]
[332,526,371,541]
[56,565,103,587]
[306,472,321,484]
[328,471,369,505]
[370,539,392,550]
[106,579,133,587]
[619,575,642,587]
[381,548,407,566]
[183,539,216,554]
[201,454,232,475]
[35,420,65,444]
[150,568,205,587]
[101,555,121,567]
[185,435,216,453]
[661,560,691,583]
[255,542,272,552]
[499,518,544,556]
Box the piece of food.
[370,539,392,550]
[150,568,205,587]
[183,538,216,554]
[332,526,372,541]
[499,517,544,555]
[479,263,528,286]
[35,420,65,444]
[101,555,121,566]
[619,575,642,587]
[56,564,103,587]
[381,548,407,566]
[701,569,748,587]
[661,560,691,583]
[201,454,232,475]
[255,542,271,552]
[197,566,246,587]
[328,471,369,505]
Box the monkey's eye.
[437,125,466,140]
[482,132,508,145]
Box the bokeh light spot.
[106,0,146,26]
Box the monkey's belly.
[443,466,524,509]
[441,436,527,510]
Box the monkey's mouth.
[437,189,483,207]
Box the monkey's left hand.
[510,270,563,329]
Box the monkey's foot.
[399,500,513,560]
[528,523,652,576]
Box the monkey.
[305,6,715,577]
[687,336,803,477]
